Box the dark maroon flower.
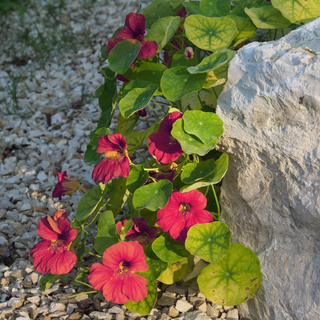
[116,74,129,82]
[148,112,183,164]
[125,217,157,246]
[92,134,130,184]
[107,13,158,61]
[157,190,213,242]
[138,108,147,117]
[176,7,187,34]
[148,162,178,183]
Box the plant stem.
[148,103,160,121]
[78,184,87,193]
[211,185,220,219]
[151,99,166,113]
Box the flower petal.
[37,216,60,240]
[125,12,146,38]
[138,40,158,59]
[103,277,129,304]
[88,263,114,292]
[30,240,51,258]
[122,274,148,302]
[116,27,136,40]
[47,250,77,274]
[92,159,114,184]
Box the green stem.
[135,151,152,166]
[148,103,160,121]
[151,99,166,113]
[211,185,220,219]
[212,87,219,100]
[273,29,278,41]
[68,291,98,298]
[157,55,170,68]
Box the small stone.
[108,306,123,314]
[207,304,219,317]
[0,236,9,247]
[115,314,125,320]
[184,311,205,320]
[159,315,171,320]
[175,299,193,313]
[21,203,32,211]
[49,302,66,313]
[220,312,227,319]
[226,308,238,320]
[27,296,40,304]
[158,293,176,306]
[0,265,9,272]
[168,306,179,318]
[89,311,112,319]
[8,297,24,309]
[11,269,26,279]
[67,313,82,320]
[67,303,78,314]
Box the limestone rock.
[216,18,320,320]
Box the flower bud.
[184,47,194,59]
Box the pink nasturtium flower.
[52,171,80,200]
[92,133,130,184]
[148,111,184,164]
[30,210,77,274]
[107,13,158,60]
[88,241,148,304]
[157,190,213,242]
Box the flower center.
[118,260,131,273]
[179,203,191,215]
[48,239,67,253]
[168,135,177,145]
[104,146,127,159]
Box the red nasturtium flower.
[157,190,213,242]
[88,241,148,304]
[92,133,130,184]
[107,13,158,61]
[148,111,184,164]
[52,171,80,200]
[30,210,77,274]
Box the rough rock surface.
[216,18,320,320]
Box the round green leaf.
[183,110,224,145]
[119,81,158,119]
[146,16,182,51]
[133,180,173,211]
[272,0,320,23]
[198,243,262,306]
[137,62,167,92]
[200,0,231,17]
[181,159,217,184]
[157,258,189,285]
[180,153,228,192]
[108,41,141,74]
[185,222,231,263]
[94,210,118,254]
[181,88,220,111]
[152,234,190,263]
[138,255,168,282]
[185,15,237,51]
[245,6,291,29]
[125,281,157,315]
[187,52,228,74]
[171,118,217,156]
[125,131,145,155]
[161,66,207,101]
[127,164,149,194]
[228,15,257,47]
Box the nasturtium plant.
[32,0,318,315]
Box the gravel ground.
[0,1,241,319]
